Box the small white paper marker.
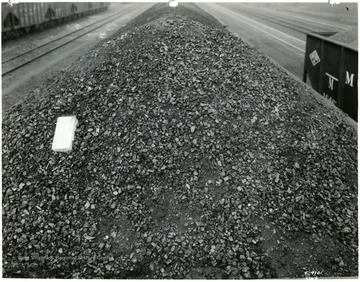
[52,116,78,152]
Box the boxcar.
[2,2,110,34]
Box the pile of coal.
[329,27,358,48]
[2,4,357,279]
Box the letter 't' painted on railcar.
[325,72,338,91]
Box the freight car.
[2,2,110,37]
[303,31,358,121]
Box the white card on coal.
[52,116,78,152]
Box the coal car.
[303,31,358,121]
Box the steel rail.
[236,7,315,35]
[2,6,138,77]
[2,8,128,64]
[232,5,349,37]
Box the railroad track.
[209,4,306,54]
[271,8,351,31]
[232,6,349,36]
[235,7,316,35]
[2,5,136,77]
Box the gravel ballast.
[2,4,358,279]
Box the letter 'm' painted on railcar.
[345,71,354,87]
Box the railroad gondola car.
[1,2,110,36]
[303,31,358,121]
